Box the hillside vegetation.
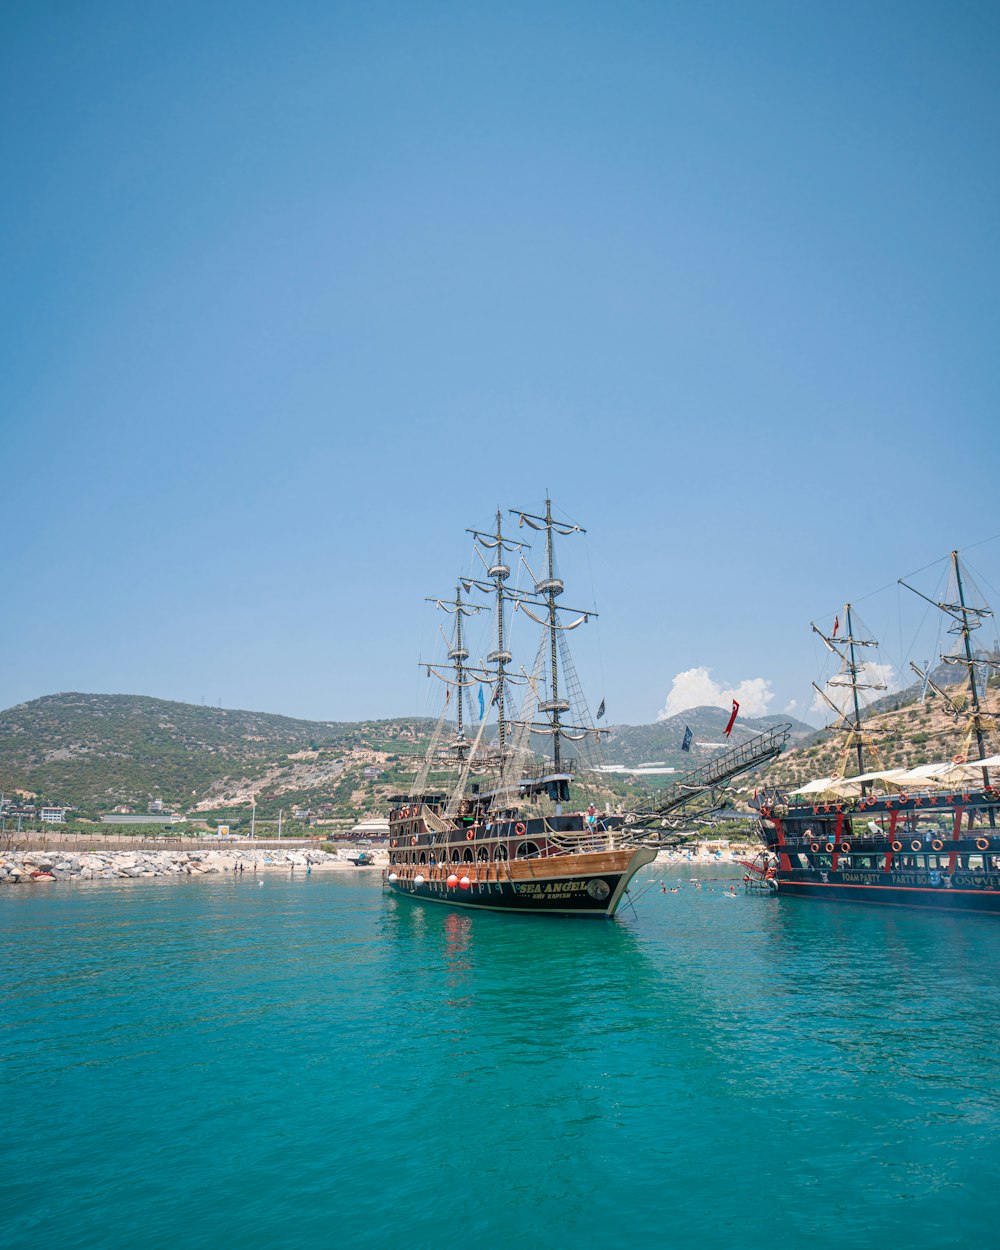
[0,692,813,821]
[760,678,1000,792]
[0,693,432,819]
[604,707,813,769]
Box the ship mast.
[513,497,578,775]
[811,603,884,793]
[901,551,995,790]
[422,585,485,764]
[465,510,523,761]
[507,498,607,816]
[450,582,468,759]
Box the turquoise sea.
[4,866,1000,1249]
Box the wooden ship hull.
[385,807,657,917]
[753,787,1000,915]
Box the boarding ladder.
[623,723,792,841]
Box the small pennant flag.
[477,685,486,719]
[681,725,693,752]
[596,698,606,720]
[724,699,740,737]
[832,614,840,638]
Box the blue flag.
[478,685,485,719]
[681,726,693,753]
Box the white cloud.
[784,698,799,713]
[657,666,775,721]
[810,662,897,717]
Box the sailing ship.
[384,499,657,917]
[750,551,1000,914]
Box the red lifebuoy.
[840,841,851,853]
[910,839,922,852]
[515,822,526,836]
[411,836,417,846]
[897,793,909,804]
[825,842,835,853]
[466,830,474,841]
[976,837,989,851]
[810,842,820,853]
[891,840,902,852]
[932,839,943,851]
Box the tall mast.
[544,497,564,772]
[510,497,593,780]
[953,552,990,788]
[845,603,866,781]
[465,510,523,763]
[423,587,484,764]
[490,510,512,756]
[811,603,883,792]
[452,581,467,756]
[901,551,994,790]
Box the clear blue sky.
[3,1,999,727]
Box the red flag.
[724,699,739,736]
[832,614,839,637]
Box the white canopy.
[789,777,838,795]
[824,769,911,797]
[882,757,999,787]
[891,761,975,787]
[790,770,908,797]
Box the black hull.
[385,857,652,917]
[754,784,1000,918]
[774,875,1000,914]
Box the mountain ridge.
[0,691,813,818]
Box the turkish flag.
[724,699,740,736]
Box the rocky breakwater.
[0,847,344,885]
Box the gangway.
[623,722,791,841]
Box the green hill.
[0,692,816,822]
[0,693,434,818]
[603,707,814,769]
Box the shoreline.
[0,846,386,885]
[1,842,757,886]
